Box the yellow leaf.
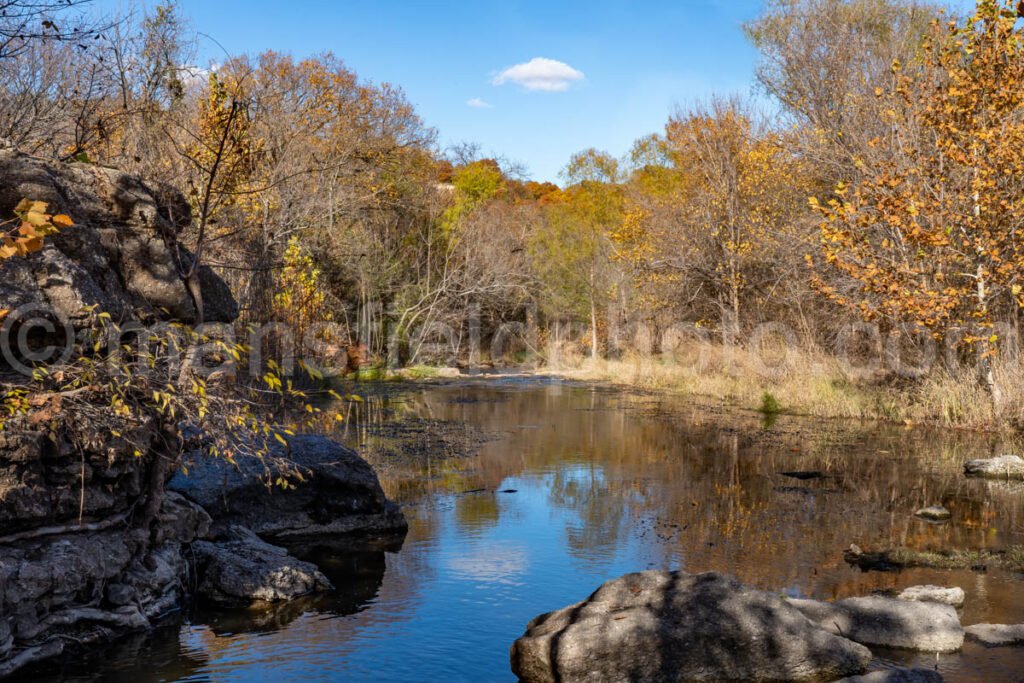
[25,211,50,227]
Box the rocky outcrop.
[963,623,1024,647]
[0,411,159,536]
[963,455,1024,480]
[510,570,872,683]
[191,526,332,604]
[0,148,237,328]
[0,491,210,678]
[0,151,404,678]
[169,435,407,541]
[790,596,964,653]
[897,585,965,608]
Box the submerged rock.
[914,506,951,522]
[837,668,944,682]
[897,585,965,608]
[963,623,1024,647]
[192,526,332,604]
[510,570,871,683]
[963,455,1024,480]
[790,595,964,653]
[169,435,407,541]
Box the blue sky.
[101,1,767,181]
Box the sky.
[97,0,767,182]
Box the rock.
[837,668,944,682]
[963,623,1024,647]
[0,492,210,677]
[0,413,163,536]
[510,571,872,683]
[0,149,238,327]
[964,455,1024,480]
[914,506,951,521]
[105,583,136,607]
[192,526,332,604]
[897,585,965,608]
[169,435,407,541]
[790,595,964,653]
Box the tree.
[746,0,940,183]
[811,0,1024,404]
[532,149,624,360]
[624,99,809,339]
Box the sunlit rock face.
[0,148,237,327]
[790,595,964,653]
[511,570,872,683]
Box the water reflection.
[26,379,1024,682]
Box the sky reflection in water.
[37,379,1024,682]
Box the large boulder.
[790,596,964,653]
[0,149,237,329]
[191,525,332,604]
[963,455,1024,480]
[510,571,872,683]
[169,435,407,541]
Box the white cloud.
[467,97,494,109]
[492,57,584,92]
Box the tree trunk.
[976,267,1003,410]
[185,269,204,326]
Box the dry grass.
[543,340,1024,431]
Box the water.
[30,379,1024,681]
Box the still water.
[36,378,1024,681]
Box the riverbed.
[32,377,1024,682]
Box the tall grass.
[544,341,1024,430]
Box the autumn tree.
[531,149,624,360]
[746,0,940,184]
[811,0,1024,404]
[623,99,809,340]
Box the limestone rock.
[791,595,964,653]
[0,149,238,327]
[963,623,1024,647]
[511,570,872,683]
[963,455,1024,480]
[897,585,965,608]
[169,435,407,541]
[192,526,332,604]
[914,506,951,521]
